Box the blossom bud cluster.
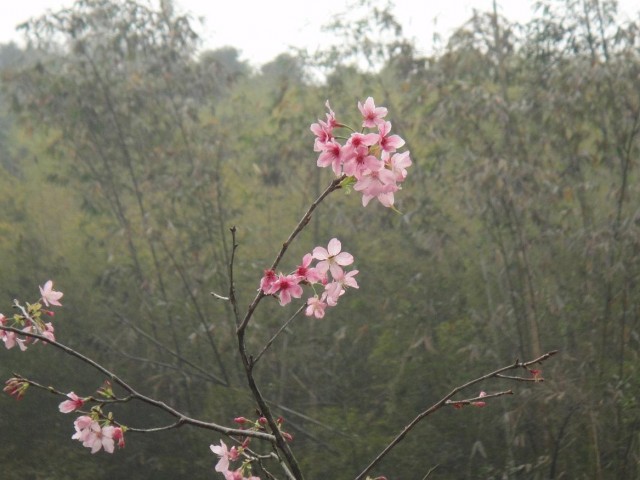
[260,238,359,318]
[311,97,412,208]
[0,280,62,351]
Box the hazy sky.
[1,0,638,66]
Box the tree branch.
[0,325,273,441]
[354,350,558,480]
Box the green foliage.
[1,0,639,478]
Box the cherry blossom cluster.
[311,97,412,208]
[210,416,293,480]
[62,383,126,454]
[0,280,62,351]
[260,238,359,318]
[71,413,125,454]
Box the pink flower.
[39,280,63,307]
[324,281,345,307]
[310,101,339,152]
[59,392,85,413]
[385,150,412,182]
[224,470,260,480]
[312,238,354,279]
[113,427,125,449]
[345,132,379,152]
[323,100,338,129]
[305,296,327,319]
[358,97,387,128]
[310,120,333,152]
[353,162,399,207]
[210,440,231,473]
[334,269,359,290]
[270,274,303,306]
[323,269,360,307]
[343,150,380,180]
[0,314,20,350]
[260,269,277,294]
[295,254,322,284]
[42,322,55,343]
[72,416,115,454]
[2,330,27,351]
[317,140,345,176]
[376,121,405,153]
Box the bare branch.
[0,325,274,442]
[354,350,558,480]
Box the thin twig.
[421,464,439,480]
[112,311,226,385]
[253,304,305,365]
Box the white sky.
[1,0,638,66]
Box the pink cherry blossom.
[2,329,27,351]
[224,470,260,480]
[0,314,19,350]
[384,150,412,182]
[72,416,115,454]
[323,270,359,307]
[270,274,304,306]
[39,280,63,307]
[305,296,327,319]
[343,151,381,180]
[324,281,345,307]
[113,427,125,449]
[353,161,399,208]
[42,322,55,343]
[90,425,115,453]
[59,392,85,413]
[310,120,333,152]
[295,254,322,284]
[260,269,277,294]
[345,132,379,152]
[316,140,345,176]
[312,238,354,279]
[358,97,388,128]
[211,440,231,473]
[377,121,405,153]
[324,100,338,129]
[334,269,360,290]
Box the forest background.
[0,0,639,478]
